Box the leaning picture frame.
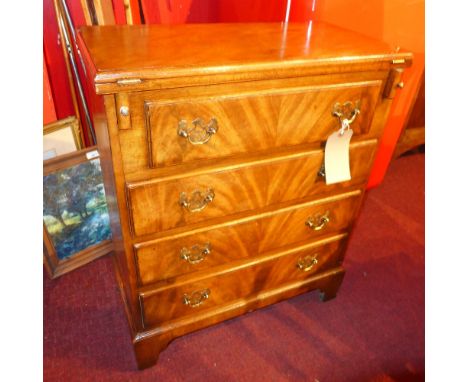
[43,146,113,278]
[43,116,82,160]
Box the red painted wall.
[43,56,57,125]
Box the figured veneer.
[145,81,381,168]
[78,23,411,94]
[139,233,348,328]
[126,140,376,236]
[114,73,388,175]
[134,190,361,286]
[77,22,411,369]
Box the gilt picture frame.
[43,116,82,160]
[43,146,113,278]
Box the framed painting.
[43,116,82,160]
[43,146,113,278]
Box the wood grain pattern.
[140,233,347,328]
[116,92,131,130]
[134,190,361,286]
[126,140,375,236]
[116,72,388,175]
[146,81,381,168]
[77,23,411,94]
[80,0,94,25]
[93,0,116,25]
[99,95,143,333]
[79,43,143,335]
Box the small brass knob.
[397,82,404,89]
[120,106,129,116]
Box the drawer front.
[135,190,361,286]
[140,234,347,328]
[145,82,380,168]
[126,140,375,237]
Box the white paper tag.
[324,129,353,185]
[86,150,100,160]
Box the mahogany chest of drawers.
[78,22,411,369]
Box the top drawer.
[117,75,385,173]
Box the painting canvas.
[43,157,111,260]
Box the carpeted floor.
[44,153,425,382]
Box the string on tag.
[332,101,360,137]
[339,118,351,136]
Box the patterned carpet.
[44,153,425,381]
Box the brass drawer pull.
[297,255,319,272]
[332,101,361,134]
[305,212,330,231]
[317,162,326,178]
[179,189,215,212]
[183,288,211,308]
[178,117,218,145]
[180,243,211,264]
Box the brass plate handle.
[178,117,218,145]
[179,189,215,212]
[183,288,211,308]
[180,243,211,264]
[297,255,319,272]
[305,212,330,231]
[332,101,361,134]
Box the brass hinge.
[392,58,406,65]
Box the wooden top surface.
[78,22,412,94]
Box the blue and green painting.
[43,158,111,260]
